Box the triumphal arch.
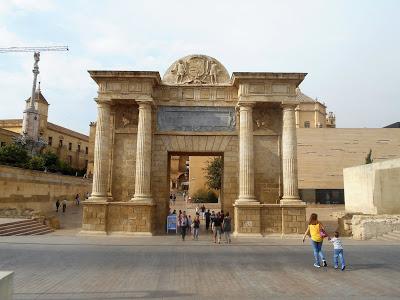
[82,54,307,236]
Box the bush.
[192,188,219,203]
[26,155,45,171]
[0,143,29,167]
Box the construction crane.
[0,46,68,140]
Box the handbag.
[319,228,328,238]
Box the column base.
[280,197,305,205]
[87,196,112,202]
[129,195,153,204]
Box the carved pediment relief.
[114,104,139,129]
[162,54,230,86]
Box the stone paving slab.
[0,235,400,299]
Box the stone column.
[236,102,257,203]
[89,100,111,202]
[131,100,153,203]
[281,103,301,204]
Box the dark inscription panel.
[157,106,236,132]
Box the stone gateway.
[82,54,307,236]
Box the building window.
[68,155,72,165]
[68,142,72,151]
[59,140,63,147]
[77,144,81,152]
[0,141,5,147]
[48,137,53,146]
[304,121,310,128]
[85,146,88,154]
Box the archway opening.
[167,152,224,235]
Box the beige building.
[0,87,89,170]
[82,54,307,236]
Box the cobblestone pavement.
[1,235,400,300]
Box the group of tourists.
[303,213,346,270]
[175,209,232,243]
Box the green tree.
[40,150,59,171]
[365,149,373,164]
[0,143,29,167]
[204,157,223,191]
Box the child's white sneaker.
[313,263,321,268]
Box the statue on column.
[209,61,218,84]
[173,60,186,84]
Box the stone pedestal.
[281,103,303,204]
[89,100,112,202]
[131,100,153,204]
[80,201,156,236]
[233,202,261,236]
[81,202,108,235]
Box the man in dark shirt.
[205,209,211,231]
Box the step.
[0,219,37,230]
[0,224,47,236]
[0,223,42,235]
[15,227,54,236]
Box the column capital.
[281,101,298,110]
[236,101,256,110]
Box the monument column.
[89,99,112,202]
[281,103,302,204]
[236,102,257,203]
[131,100,153,203]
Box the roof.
[47,122,89,141]
[25,90,49,105]
[0,127,19,137]
[296,88,316,103]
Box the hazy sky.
[0,0,399,134]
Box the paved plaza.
[0,234,400,300]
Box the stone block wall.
[0,165,92,218]
[234,204,261,235]
[261,205,282,234]
[82,202,155,235]
[281,205,307,234]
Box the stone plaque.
[157,106,236,132]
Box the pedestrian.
[172,209,177,215]
[223,212,232,244]
[55,199,60,212]
[177,210,182,234]
[179,211,189,241]
[169,193,173,205]
[75,194,80,205]
[193,214,200,240]
[212,212,222,244]
[302,213,328,268]
[205,209,211,231]
[62,199,67,213]
[201,205,206,219]
[188,215,192,235]
[173,194,176,205]
[329,231,346,271]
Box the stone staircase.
[0,219,54,236]
[377,231,400,242]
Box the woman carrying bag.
[302,213,328,268]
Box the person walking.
[205,209,211,231]
[62,199,67,213]
[173,194,176,205]
[193,214,200,240]
[187,215,193,235]
[223,212,232,244]
[213,212,222,244]
[75,194,80,206]
[329,231,346,271]
[179,211,189,241]
[201,205,206,219]
[302,213,328,268]
[55,199,60,212]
